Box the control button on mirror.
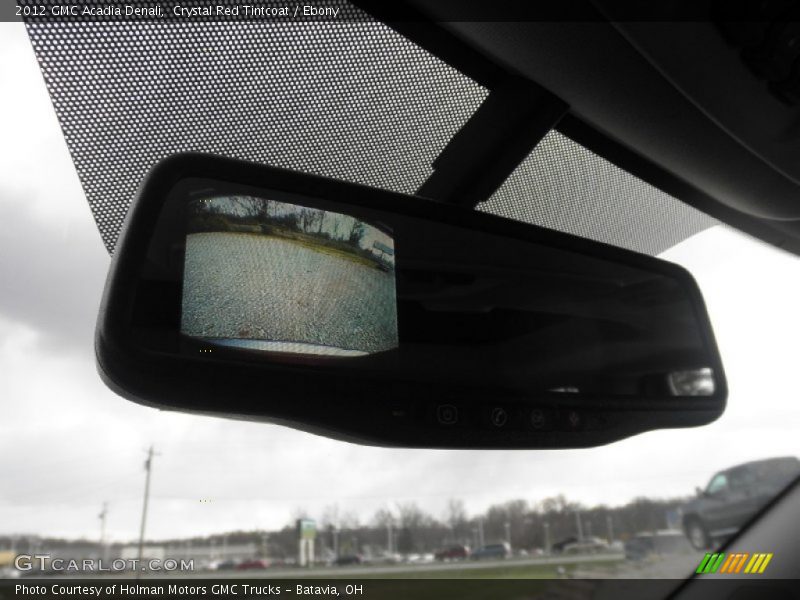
[565,409,582,430]
[436,404,459,426]
[530,408,554,430]
[489,407,508,428]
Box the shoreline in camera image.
[181,196,398,356]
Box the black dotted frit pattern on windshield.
[481,131,719,255]
[23,13,488,253]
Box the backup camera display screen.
[180,196,398,357]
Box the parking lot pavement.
[573,551,705,579]
[182,232,398,354]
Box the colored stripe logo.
[696,552,773,574]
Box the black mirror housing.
[96,153,727,448]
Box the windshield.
[2,19,798,584]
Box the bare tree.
[299,207,317,233]
[372,507,396,528]
[348,220,366,247]
[222,196,275,223]
[444,499,467,529]
[321,504,341,529]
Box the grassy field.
[235,225,388,272]
[350,563,586,579]
[290,558,624,580]
[284,233,382,270]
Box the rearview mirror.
[96,154,727,448]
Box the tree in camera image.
[181,196,398,355]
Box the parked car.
[682,456,800,549]
[235,558,270,570]
[624,530,693,561]
[192,559,211,571]
[365,552,402,564]
[406,553,435,564]
[561,536,610,555]
[0,567,21,579]
[470,543,511,560]
[434,545,470,561]
[333,554,362,566]
[551,536,579,554]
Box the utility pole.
[504,521,511,548]
[543,522,551,554]
[606,515,614,543]
[575,510,584,542]
[386,520,393,555]
[332,528,339,559]
[137,446,157,574]
[478,518,485,548]
[98,502,108,561]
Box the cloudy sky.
[1,21,799,544]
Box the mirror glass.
[180,196,398,357]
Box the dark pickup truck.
[682,456,800,549]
